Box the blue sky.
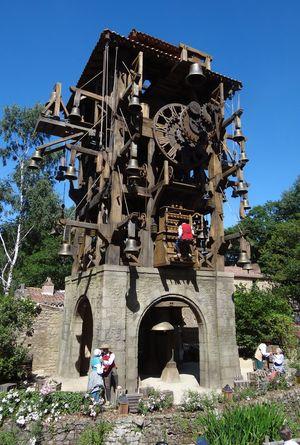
[0,0,299,226]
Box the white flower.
[0,414,2,422]
[2,398,7,403]
[0,406,3,412]
[26,387,35,393]
[64,403,69,408]
[8,407,14,413]
[29,438,36,445]
[16,416,26,426]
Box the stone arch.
[136,293,208,387]
[70,295,93,376]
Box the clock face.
[153,101,217,166]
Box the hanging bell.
[239,151,249,164]
[126,158,140,181]
[242,262,253,272]
[237,181,248,195]
[124,238,139,255]
[237,251,250,266]
[185,62,205,88]
[69,105,81,122]
[242,197,251,210]
[55,168,65,182]
[65,165,78,180]
[32,150,43,161]
[58,242,73,256]
[233,128,246,142]
[129,95,142,112]
[28,159,40,170]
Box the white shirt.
[284,440,299,445]
[102,352,115,366]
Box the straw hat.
[100,343,110,350]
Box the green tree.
[0,294,39,382]
[234,284,297,358]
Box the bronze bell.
[32,150,43,161]
[58,241,73,256]
[55,168,65,182]
[129,95,142,112]
[237,181,248,195]
[124,238,139,255]
[65,165,78,180]
[242,197,251,210]
[126,158,140,180]
[185,62,205,87]
[28,158,40,170]
[243,262,253,272]
[69,105,81,122]
[240,151,249,164]
[233,128,246,142]
[237,251,250,266]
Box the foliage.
[77,422,112,445]
[137,388,173,414]
[180,390,219,412]
[0,388,103,428]
[194,403,286,445]
[232,386,262,402]
[234,284,297,358]
[0,104,72,293]
[227,176,300,305]
[0,295,39,383]
[0,429,19,445]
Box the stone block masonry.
[58,265,241,391]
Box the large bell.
[129,95,142,112]
[55,168,65,182]
[58,242,73,256]
[237,251,250,266]
[28,159,40,170]
[151,322,174,332]
[242,197,251,210]
[233,128,246,142]
[242,262,253,272]
[69,105,81,122]
[237,180,248,195]
[124,238,139,255]
[65,165,78,180]
[32,150,43,161]
[126,158,140,180]
[239,151,249,164]
[185,62,205,88]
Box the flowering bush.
[0,388,103,429]
[181,390,220,412]
[138,389,173,414]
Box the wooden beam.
[70,86,104,102]
[66,143,100,157]
[37,132,84,153]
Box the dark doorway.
[75,297,93,376]
[138,298,200,382]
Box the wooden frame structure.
[32,29,250,273]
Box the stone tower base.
[57,265,240,392]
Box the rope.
[78,70,103,90]
[117,165,129,216]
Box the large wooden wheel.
[153,103,186,165]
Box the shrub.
[77,422,111,445]
[138,389,173,414]
[0,295,39,383]
[0,430,19,445]
[181,390,219,412]
[194,403,286,445]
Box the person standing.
[254,342,271,370]
[175,219,194,258]
[87,349,104,403]
[101,344,119,404]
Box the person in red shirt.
[175,219,194,259]
[100,344,120,404]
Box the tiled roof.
[25,287,65,307]
[75,28,242,93]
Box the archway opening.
[138,297,201,382]
[74,297,93,376]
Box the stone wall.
[58,265,241,391]
[24,304,63,374]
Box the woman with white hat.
[87,348,104,403]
